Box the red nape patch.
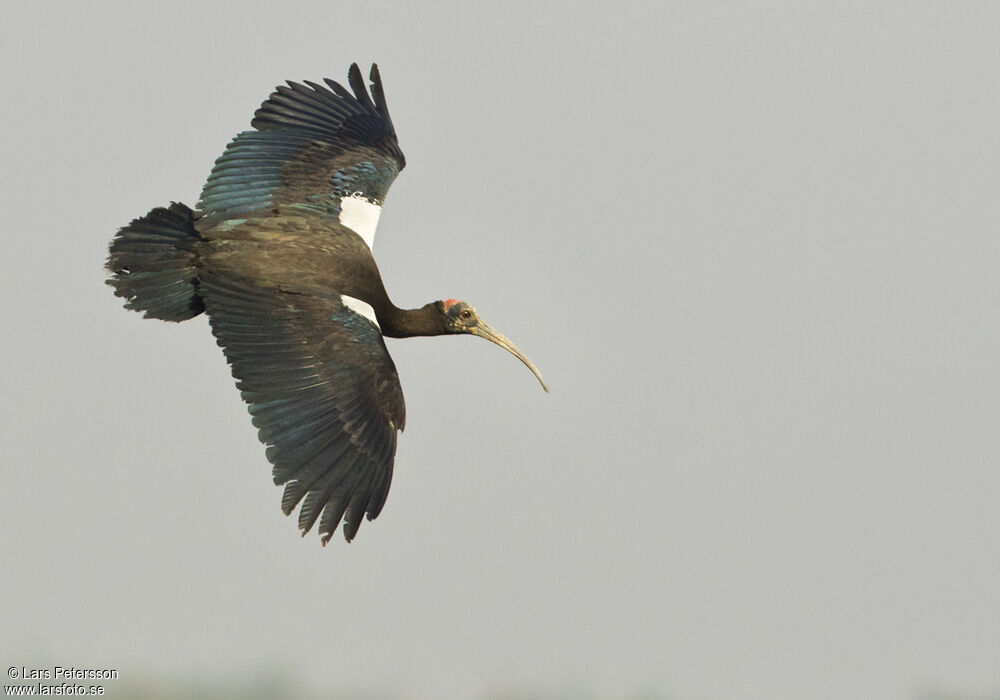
[443,298,461,310]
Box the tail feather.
[106,202,204,321]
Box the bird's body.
[107,64,546,545]
[198,211,387,316]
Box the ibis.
[107,64,547,545]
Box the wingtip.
[348,62,363,86]
[347,62,375,109]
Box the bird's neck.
[378,302,446,338]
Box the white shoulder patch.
[341,294,380,329]
[338,195,382,251]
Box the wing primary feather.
[278,436,354,514]
[369,469,395,519]
[369,63,393,126]
[348,63,376,111]
[301,80,365,115]
[291,84,356,120]
[288,81,363,118]
[342,490,370,542]
[365,458,395,520]
[318,469,366,545]
[323,77,354,100]
[299,451,362,535]
[262,95,341,127]
[254,403,340,446]
[273,429,352,490]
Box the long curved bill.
[470,322,549,393]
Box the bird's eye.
[460,309,472,320]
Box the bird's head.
[434,298,548,392]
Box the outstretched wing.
[196,63,405,251]
[200,271,405,544]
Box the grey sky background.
[2,2,998,699]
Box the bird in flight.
[107,63,547,545]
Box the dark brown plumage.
[107,64,546,545]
